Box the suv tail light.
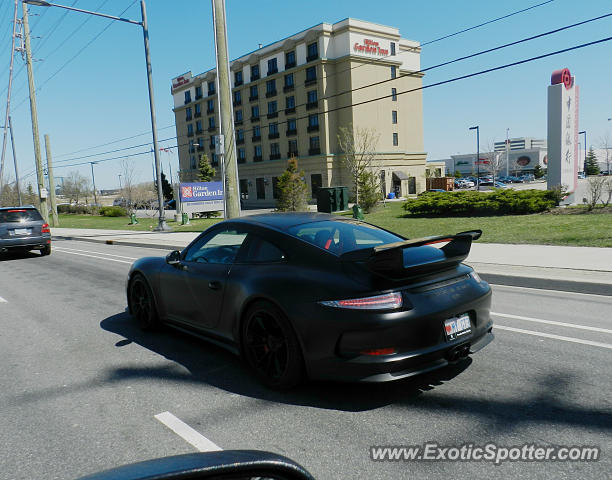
[319,292,403,310]
[41,223,50,233]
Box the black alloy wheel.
[129,274,158,331]
[40,245,51,256]
[243,301,303,390]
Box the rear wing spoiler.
[340,230,482,278]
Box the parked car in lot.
[0,206,51,256]
[126,213,493,389]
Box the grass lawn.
[57,214,221,232]
[342,202,612,247]
[57,203,612,247]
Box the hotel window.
[254,144,262,159]
[284,73,294,88]
[251,64,260,80]
[308,114,319,131]
[288,139,298,155]
[253,125,261,139]
[240,179,249,200]
[267,58,278,75]
[233,90,242,105]
[195,120,203,133]
[187,124,194,136]
[256,177,266,199]
[238,147,246,163]
[311,173,322,198]
[285,51,296,68]
[272,177,280,199]
[390,42,396,56]
[195,85,202,99]
[207,99,214,113]
[184,90,191,104]
[307,90,317,105]
[286,95,295,110]
[391,88,397,101]
[391,66,397,79]
[268,100,278,115]
[236,129,244,142]
[234,70,243,86]
[207,81,215,95]
[211,153,218,166]
[235,109,243,123]
[270,143,280,156]
[266,79,277,96]
[306,66,317,83]
[249,85,258,100]
[309,136,320,154]
[185,107,192,121]
[194,103,201,116]
[392,110,398,124]
[307,41,318,61]
[189,140,195,153]
[269,122,279,137]
[208,116,215,129]
[287,118,297,134]
[251,105,260,120]
[190,155,196,169]
[393,133,398,146]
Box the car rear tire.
[40,245,51,256]
[129,274,159,331]
[242,301,304,390]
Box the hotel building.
[171,18,427,206]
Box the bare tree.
[61,171,89,204]
[601,176,612,207]
[337,124,380,204]
[120,159,137,212]
[584,176,606,211]
[483,142,505,184]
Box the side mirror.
[166,250,181,266]
[77,450,316,480]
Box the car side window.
[184,229,248,264]
[240,235,286,263]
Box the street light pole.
[23,0,169,229]
[505,128,510,177]
[469,126,480,191]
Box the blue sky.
[1,0,611,190]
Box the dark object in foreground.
[127,213,493,389]
[0,206,51,256]
[78,450,315,480]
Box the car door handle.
[208,281,221,290]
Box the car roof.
[229,212,347,231]
[0,205,38,211]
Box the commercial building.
[440,137,548,177]
[171,18,427,206]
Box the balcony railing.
[305,78,317,86]
[284,107,296,115]
[197,146,204,152]
[286,129,297,136]
[267,112,278,119]
[287,150,298,157]
[236,138,245,145]
[233,99,242,107]
[308,147,321,155]
[267,67,278,76]
[251,73,260,81]
[268,132,280,139]
[306,101,318,110]
[234,79,243,87]
[283,85,294,93]
[238,156,246,164]
[207,126,216,132]
[185,115,192,122]
[252,135,261,142]
[285,61,296,69]
[253,155,263,162]
[249,95,258,102]
[184,98,192,105]
[250,116,260,123]
[307,125,319,133]
[196,128,204,134]
[306,53,318,62]
[235,119,243,126]
[270,153,281,160]
[187,131,194,137]
[194,111,201,118]
[207,108,214,114]
[265,90,277,98]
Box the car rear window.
[287,220,403,255]
[0,209,43,223]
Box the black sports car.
[126,213,493,389]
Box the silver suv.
[0,206,51,256]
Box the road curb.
[53,235,183,251]
[480,273,612,296]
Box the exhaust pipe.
[445,344,470,362]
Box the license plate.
[444,314,472,341]
[13,228,30,235]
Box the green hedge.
[99,206,127,217]
[403,189,562,216]
[57,204,99,215]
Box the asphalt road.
[0,240,610,479]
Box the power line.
[421,0,555,46]
[50,33,612,172]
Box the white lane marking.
[491,312,612,335]
[53,249,132,264]
[490,284,612,300]
[0,296,7,303]
[495,325,612,350]
[154,411,222,452]
[53,246,138,260]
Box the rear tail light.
[41,223,50,233]
[319,292,403,310]
[360,347,397,356]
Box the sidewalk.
[51,227,612,288]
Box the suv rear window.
[287,220,403,255]
[0,209,43,223]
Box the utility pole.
[90,162,98,205]
[44,134,58,226]
[505,128,510,177]
[118,174,122,190]
[211,0,240,218]
[0,0,19,194]
[22,5,49,222]
[8,116,22,205]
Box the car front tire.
[242,301,304,390]
[129,274,159,331]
